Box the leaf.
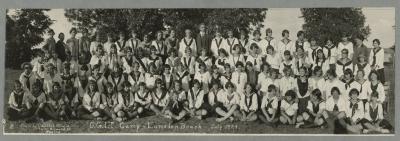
[300,8,369,45]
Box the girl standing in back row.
[369,39,385,84]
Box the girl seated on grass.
[239,83,258,122]
[343,89,365,133]
[134,82,153,117]
[77,80,102,120]
[279,90,298,125]
[208,79,222,117]
[298,89,328,128]
[98,82,119,121]
[186,79,208,119]
[215,82,241,122]
[115,81,137,121]
[42,82,70,121]
[360,91,393,133]
[165,80,188,123]
[7,80,32,121]
[25,80,48,123]
[150,79,170,118]
[258,84,279,127]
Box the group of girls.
[7,25,391,134]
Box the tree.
[6,9,53,69]
[64,9,267,40]
[300,8,370,45]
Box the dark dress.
[55,40,67,62]
[297,77,310,114]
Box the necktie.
[333,104,339,111]
[284,64,291,70]
[98,57,102,65]
[312,49,317,61]
[351,103,358,117]
[191,91,196,108]
[184,57,188,68]
[266,99,272,109]
[371,48,378,67]
[238,73,241,84]
[327,47,331,58]
[24,75,30,90]
[213,91,218,104]
[34,97,39,106]
[125,94,130,106]
[228,38,235,54]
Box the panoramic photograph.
[3,8,395,134]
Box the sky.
[43,8,395,48]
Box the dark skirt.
[333,118,348,134]
[215,103,230,118]
[167,101,186,115]
[6,107,33,121]
[135,102,151,110]
[377,68,385,84]
[298,96,310,114]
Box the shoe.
[163,114,171,119]
[295,123,304,128]
[347,125,361,134]
[229,117,234,122]
[216,118,224,122]
[116,117,123,122]
[380,129,390,133]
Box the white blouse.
[223,37,239,56]
[239,93,258,112]
[178,38,197,57]
[210,37,225,57]
[217,90,241,108]
[368,47,385,70]
[338,42,354,58]
[280,100,298,116]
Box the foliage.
[64,9,267,40]
[6,9,53,69]
[301,8,370,45]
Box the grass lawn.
[2,63,395,134]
